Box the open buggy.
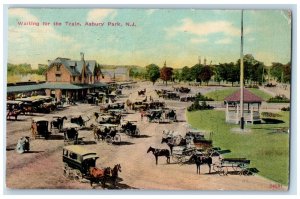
[93,124,121,144]
[31,117,51,139]
[120,120,140,137]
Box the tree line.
[129,54,291,86]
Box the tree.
[190,64,203,84]
[270,62,284,82]
[172,69,181,82]
[199,65,213,85]
[181,66,193,82]
[160,66,173,86]
[146,64,160,85]
[283,62,291,83]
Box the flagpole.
[240,10,244,129]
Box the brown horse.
[89,167,111,187]
[7,109,22,120]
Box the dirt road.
[5,82,287,191]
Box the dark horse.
[51,116,67,130]
[147,146,170,165]
[110,164,122,187]
[161,137,186,155]
[191,154,212,174]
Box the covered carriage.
[31,117,51,139]
[93,124,121,144]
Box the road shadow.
[176,120,187,123]
[80,140,97,145]
[46,134,64,140]
[24,150,45,153]
[113,141,134,146]
[135,135,151,138]
[6,118,27,122]
[262,118,285,124]
[106,182,138,190]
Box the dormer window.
[56,64,61,71]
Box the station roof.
[7,82,107,93]
[224,88,263,103]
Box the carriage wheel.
[135,129,140,136]
[73,169,83,181]
[125,129,131,136]
[105,135,113,144]
[63,163,70,178]
[172,155,181,163]
[113,134,121,143]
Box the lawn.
[205,87,272,101]
[186,110,290,185]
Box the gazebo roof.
[224,88,263,103]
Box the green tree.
[181,66,193,82]
[190,64,203,84]
[199,65,213,85]
[146,64,160,85]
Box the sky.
[7,8,292,69]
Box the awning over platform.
[7,82,108,93]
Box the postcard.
[6,8,292,191]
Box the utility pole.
[240,10,245,130]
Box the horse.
[110,164,122,187]
[191,154,212,174]
[6,109,22,121]
[89,167,111,187]
[50,116,67,130]
[147,146,170,165]
[161,137,186,155]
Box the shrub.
[261,112,281,117]
[281,107,290,111]
[267,95,290,103]
[187,101,214,112]
[195,93,214,101]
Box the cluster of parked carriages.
[7,95,60,120]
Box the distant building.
[100,66,130,82]
[44,53,106,101]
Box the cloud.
[190,38,208,44]
[168,18,240,37]
[215,38,232,44]
[87,9,117,21]
[8,9,74,44]
[9,8,39,21]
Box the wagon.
[212,158,251,176]
[63,145,99,181]
[145,109,163,123]
[31,117,51,139]
[120,120,140,137]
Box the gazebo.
[224,89,263,124]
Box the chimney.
[80,52,84,61]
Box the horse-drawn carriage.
[120,120,140,137]
[162,91,180,100]
[31,117,51,139]
[213,158,251,176]
[98,114,122,125]
[70,115,90,127]
[61,123,81,145]
[145,109,163,123]
[6,100,24,120]
[63,145,122,187]
[93,124,121,144]
[174,87,191,93]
